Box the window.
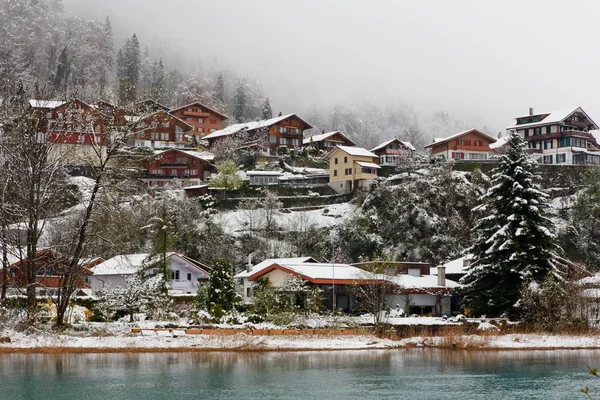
[171,169,177,175]
[198,118,203,123]
[151,132,159,140]
[161,132,169,141]
[198,127,204,133]
[344,156,348,163]
[187,273,192,281]
[334,170,337,176]
[77,135,85,144]
[270,136,276,143]
[559,137,571,147]
[524,129,529,137]
[335,158,338,165]
[186,117,193,121]
[557,153,566,163]
[171,270,180,280]
[187,108,193,112]
[543,155,553,164]
[544,140,553,150]
[546,126,551,134]
[278,138,285,144]
[209,128,216,133]
[210,119,217,124]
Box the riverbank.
[3,330,600,353]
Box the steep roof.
[328,145,378,159]
[91,252,209,276]
[138,110,194,131]
[303,131,356,146]
[29,99,65,109]
[507,107,599,130]
[371,138,416,152]
[147,148,215,163]
[424,129,497,149]
[169,101,229,120]
[203,113,313,140]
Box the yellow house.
[328,145,380,193]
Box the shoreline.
[3,332,600,353]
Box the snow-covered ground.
[216,202,355,236]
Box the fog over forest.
[12,0,600,148]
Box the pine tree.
[461,131,559,318]
[232,79,246,123]
[54,46,70,93]
[201,258,241,317]
[116,34,141,104]
[570,166,600,268]
[213,70,225,104]
[261,97,272,120]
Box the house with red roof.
[169,102,229,139]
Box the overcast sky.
[64,0,600,132]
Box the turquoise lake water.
[1,349,598,399]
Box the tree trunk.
[129,310,134,323]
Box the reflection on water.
[1,349,598,399]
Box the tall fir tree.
[232,78,246,123]
[54,46,69,93]
[261,97,272,120]
[200,258,240,317]
[213,70,225,104]
[460,131,559,318]
[116,34,141,105]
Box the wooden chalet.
[142,148,216,189]
[4,249,103,296]
[203,113,313,155]
[424,129,497,161]
[131,110,194,149]
[370,139,416,166]
[303,130,356,151]
[169,102,229,139]
[46,98,112,147]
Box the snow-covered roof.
[91,253,154,275]
[204,113,313,140]
[370,139,416,152]
[29,99,65,109]
[355,161,381,169]
[507,107,599,130]
[430,256,472,276]
[489,136,509,149]
[386,274,459,289]
[151,149,215,162]
[183,184,208,190]
[272,263,374,281]
[247,170,282,176]
[424,129,497,148]
[235,257,317,279]
[303,131,356,146]
[330,145,378,158]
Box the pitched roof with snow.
[248,261,376,283]
[371,138,416,152]
[303,131,356,146]
[235,257,317,279]
[424,129,497,149]
[507,107,599,130]
[91,253,154,275]
[203,113,313,140]
[169,101,229,120]
[29,99,65,109]
[329,145,378,158]
[355,161,381,169]
[386,274,459,290]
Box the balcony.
[529,149,543,154]
[455,144,490,151]
[182,110,210,117]
[159,162,188,168]
[524,130,594,142]
[565,120,588,129]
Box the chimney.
[278,112,282,117]
[462,257,471,267]
[437,266,446,287]
[246,254,253,272]
[529,107,534,116]
[322,129,325,134]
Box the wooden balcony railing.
[455,144,490,151]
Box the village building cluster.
[3,99,599,318]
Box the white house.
[90,252,209,295]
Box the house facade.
[328,146,380,194]
[142,148,215,189]
[90,252,210,295]
[130,111,194,149]
[303,130,356,151]
[424,129,496,161]
[370,139,417,167]
[169,102,228,139]
[204,113,313,154]
[506,107,600,165]
[4,250,103,297]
